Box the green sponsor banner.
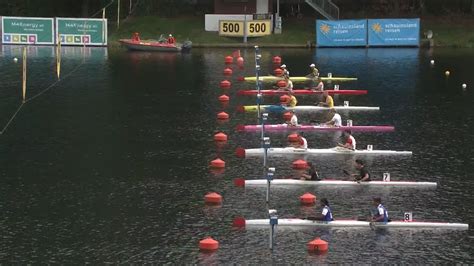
[56,18,107,46]
[2,16,54,44]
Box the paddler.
[286,110,298,126]
[167,34,176,44]
[280,64,290,77]
[306,63,319,79]
[307,198,333,221]
[279,73,293,92]
[311,78,324,91]
[352,159,371,182]
[295,132,308,149]
[318,90,334,108]
[338,130,356,150]
[282,91,297,107]
[324,108,342,127]
[371,197,389,223]
[300,161,320,180]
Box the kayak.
[243,76,357,82]
[238,105,380,113]
[233,178,436,187]
[236,124,395,132]
[237,89,367,96]
[235,147,412,157]
[233,217,468,230]
[119,39,192,52]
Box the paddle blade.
[343,169,350,176]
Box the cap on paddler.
[281,64,287,68]
[310,63,315,68]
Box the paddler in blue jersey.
[371,197,389,223]
[307,198,333,221]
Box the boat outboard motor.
[182,40,193,52]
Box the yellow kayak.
[243,75,358,82]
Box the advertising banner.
[368,19,420,46]
[316,20,367,47]
[2,16,54,45]
[56,18,107,46]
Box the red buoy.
[218,94,230,102]
[236,56,244,65]
[199,237,219,251]
[272,56,282,64]
[214,132,228,141]
[287,133,299,142]
[274,68,283,76]
[277,80,287,88]
[204,192,223,204]
[293,159,308,169]
[283,111,292,121]
[307,237,328,253]
[223,67,233,76]
[210,158,225,168]
[300,192,316,205]
[217,112,229,120]
[280,94,290,104]
[225,56,233,64]
[220,80,231,88]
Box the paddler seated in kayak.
[282,91,297,107]
[318,90,334,108]
[352,159,371,182]
[370,197,389,223]
[306,63,320,79]
[280,64,290,77]
[167,34,176,44]
[307,198,333,221]
[338,130,356,150]
[290,132,307,149]
[278,74,293,93]
[310,78,324,91]
[286,110,298,126]
[323,108,342,127]
[300,161,320,180]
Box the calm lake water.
[0,45,473,263]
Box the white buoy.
[430,60,434,65]
[13,57,18,63]
[462,84,467,89]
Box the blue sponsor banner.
[368,19,420,46]
[316,20,367,47]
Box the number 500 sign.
[219,20,271,37]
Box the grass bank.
[109,16,474,48]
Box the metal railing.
[305,0,339,20]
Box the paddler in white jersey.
[307,198,333,221]
[371,197,389,223]
[324,108,342,127]
[279,73,293,93]
[338,130,356,150]
[280,64,290,77]
[286,110,298,127]
[295,132,307,149]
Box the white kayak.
[236,147,412,157]
[233,178,437,187]
[233,217,468,230]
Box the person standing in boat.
[300,161,320,180]
[318,90,334,108]
[352,159,371,182]
[371,197,389,223]
[338,130,356,150]
[167,34,176,44]
[324,108,342,127]
[308,198,333,221]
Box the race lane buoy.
[300,192,316,205]
[237,57,244,65]
[214,132,228,141]
[277,80,287,88]
[204,192,223,204]
[272,56,282,64]
[218,94,230,102]
[225,56,233,64]
[217,112,229,120]
[292,159,308,169]
[210,158,225,168]
[220,80,231,88]
[223,67,233,76]
[287,133,299,143]
[283,111,292,121]
[274,68,283,76]
[307,237,328,253]
[199,237,219,252]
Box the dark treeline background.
[0,0,472,18]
